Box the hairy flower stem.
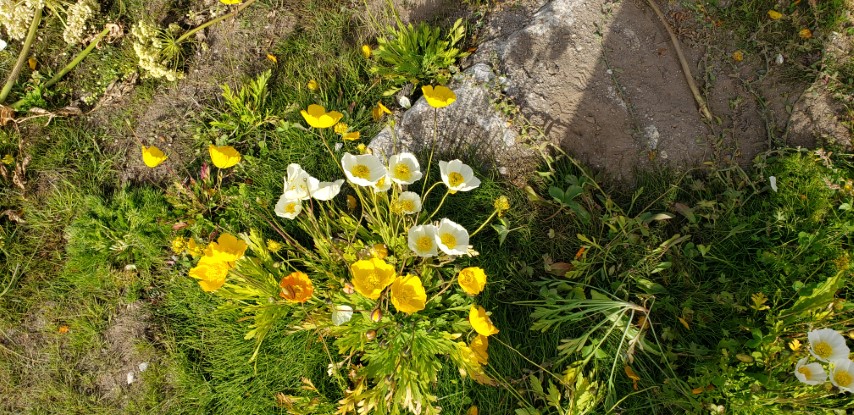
[175,0,257,44]
[420,108,438,196]
[0,7,43,105]
[469,209,498,238]
[427,190,450,220]
[10,25,112,110]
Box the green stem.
[10,25,112,110]
[175,0,257,44]
[469,210,498,238]
[0,7,43,104]
[420,108,438,196]
[427,190,450,220]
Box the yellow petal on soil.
[767,10,783,20]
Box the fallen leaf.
[27,56,36,70]
[767,10,783,20]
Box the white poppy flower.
[284,163,319,201]
[408,224,438,257]
[331,305,354,326]
[794,357,827,385]
[439,159,481,193]
[274,195,302,219]
[388,152,423,185]
[808,328,850,362]
[434,218,469,256]
[769,176,778,192]
[830,359,854,393]
[312,179,344,201]
[372,173,392,192]
[397,191,422,214]
[0,39,6,52]
[341,153,386,187]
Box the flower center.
[285,203,297,214]
[440,233,457,248]
[448,172,465,187]
[798,366,812,377]
[375,176,387,188]
[351,164,371,179]
[394,163,411,181]
[401,200,415,212]
[815,341,833,359]
[416,236,433,252]
[834,370,852,387]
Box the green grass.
[2,0,854,414]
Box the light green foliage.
[370,18,469,94]
[208,70,279,143]
[524,149,854,414]
[64,187,169,273]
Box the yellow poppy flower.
[279,271,314,303]
[189,256,230,292]
[469,305,499,336]
[350,257,396,300]
[266,54,277,63]
[732,50,744,62]
[470,335,488,365]
[458,267,487,296]
[422,85,457,108]
[208,144,241,169]
[300,104,343,129]
[141,145,167,168]
[372,101,391,121]
[307,79,319,91]
[186,238,203,257]
[390,274,427,314]
[342,131,360,141]
[767,10,783,20]
[361,44,372,59]
[467,406,479,415]
[220,0,242,4]
[204,233,248,263]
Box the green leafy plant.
[370,18,468,95]
[207,70,279,142]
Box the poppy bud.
[365,330,377,341]
[370,308,383,322]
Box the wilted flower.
[830,359,854,393]
[141,145,167,168]
[470,335,488,365]
[266,239,283,253]
[799,28,813,39]
[300,104,342,129]
[408,224,438,257]
[469,305,499,336]
[422,85,457,108]
[435,218,469,256]
[279,271,314,303]
[209,144,241,168]
[396,191,422,214]
[808,328,850,362]
[342,131,360,141]
[311,180,344,201]
[331,305,353,326]
[350,257,396,300]
[458,267,486,296]
[334,122,349,135]
[342,153,386,187]
[390,274,427,314]
[494,196,510,216]
[440,160,481,193]
[307,79,319,91]
[388,152,423,185]
[732,50,744,62]
[274,195,302,219]
[204,233,248,263]
[171,237,186,253]
[794,357,827,385]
